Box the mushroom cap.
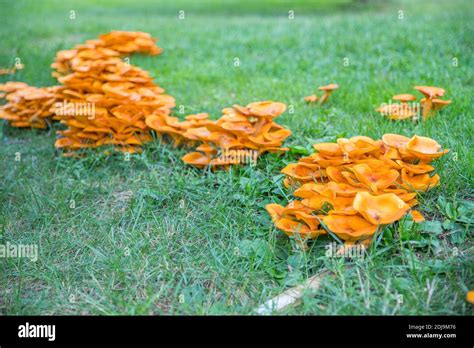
[185,113,209,121]
[414,86,445,98]
[231,104,251,116]
[322,214,377,241]
[351,163,399,192]
[275,217,324,238]
[395,160,434,174]
[337,137,378,157]
[265,203,285,222]
[0,81,29,92]
[405,135,449,160]
[294,183,326,198]
[382,133,410,149]
[55,137,74,148]
[304,94,318,103]
[281,162,326,181]
[406,135,441,154]
[247,101,286,118]
[326,181,363,197]
[313,142,343,156]
[318,83,339,91]
[466,290,474,304]
[430,98,452,111]
[392,94,416,102]
[401,169,440,191]
[220,121,255,134]
[182,152,211,168]
[353,191,410,225]
[431,98,451,105]
[420,98,451,104]
[195,143,216,154]
[410,210,425,223]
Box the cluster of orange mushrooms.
[0,82,60,129]
[266,133,449,246]
[304,84,339,105]
[0,31,175,155]
[377,86,451,121]
[0,31,291,163]
[52,31,175,155]
[0,63,24,76]
[146,101,291,169]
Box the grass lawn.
[0,0,473,315]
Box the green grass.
[0,0,473,315]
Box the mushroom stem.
[319,91,331,105]
[422,98,432,120]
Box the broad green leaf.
[419,220,443,234]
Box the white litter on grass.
[256,271,329,315]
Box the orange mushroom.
[382,133,410,150]
[467,291,474,304]
[351,163,399,192]
[182,152,211,169]
[353,191,410,225]
[430,98,451,112]
[304,94,318,103]
[0,63,24,75]
[401,169,440,191]
[318,84,339,105]
[395,160,434,174]
[0,84,59,129]
[406,135,449,161]
[157,101,292,169]
[313,142,343,156]
[418,97,451,118]
[275,217,324,239]
[414,86,445,120]
[267,133,448,245]
[410,210,425,223]
[247,101,286,118]
[392,94,416,103]
[322,214,377,241]
[49,31,175,154]
[265,203,285,222]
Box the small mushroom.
[414,86,445,120]
[392,94,416,103]
[419,98,451,117]
[0,63,24,75]
[467,291,474,304]
[304,94,318,103]
[318,83,339,105]
[430,98,451,112]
